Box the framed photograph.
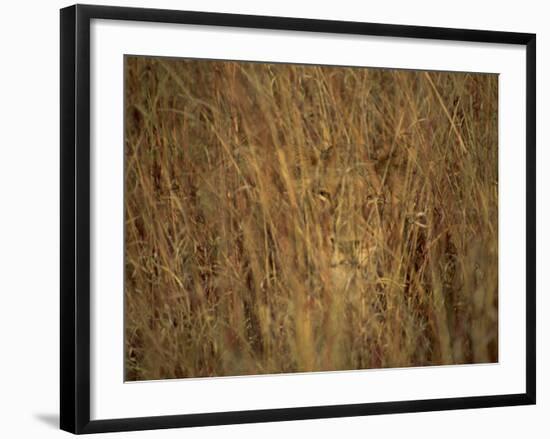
[60,4,536,434]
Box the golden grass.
[124,56,498,380]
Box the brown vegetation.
[124,56,498,380]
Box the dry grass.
[124,56,498,381]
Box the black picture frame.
[60,4,536,434]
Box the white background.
[0,0,547,437]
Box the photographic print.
[124,56,498,381]
[61,6,536,433]
[60,6,536,433]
